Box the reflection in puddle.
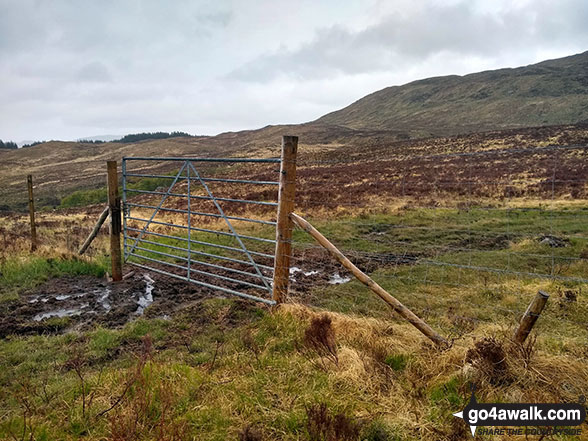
[289,266,321,276]
[136,274,154,315]
[98,289,111,311]
[33,304,89,321]
[56,295,71,301]
[328,273,352,284]
[289,266,321,281]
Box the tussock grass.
[3,302,586,440]
[0,196,586,439]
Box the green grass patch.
[384,354,410,372]
[59,172,177,208]
[0,256,107,301]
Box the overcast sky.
[1,0,587,142]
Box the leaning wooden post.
[514,291,549,344]
[27,174,37,251]
[78,206,109,255]
[290,212,449,347]
[107,161,123,281]
[272,136,298,303]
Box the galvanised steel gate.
[121,154,287,305]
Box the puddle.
[328,273,352,284]
[290,266,321,278]
[33,304,89,321]
[136,274,155,315]
[98,289,111,311]
[56,295,71,301]
[303,270,320,276]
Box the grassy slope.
[1,200,587,440]
[317,51,588,136]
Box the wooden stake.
[107,161,122,281]
[290,212,449,347]
[78,206,109,255]
[272,136,298,303]
[27,174,37,251]
[514,291,549,344]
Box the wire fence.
[287,143,588,333]
[117,142,587,336]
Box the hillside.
[2,51,588,211]
[317,51,588,136]
[1,122,587,212]
[0,123,407,210]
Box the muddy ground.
[0,247,420,337]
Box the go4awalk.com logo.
[453,385,586,437]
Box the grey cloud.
[1,0,587,141]
[196,11,232,27]
[76,62,113,83]
[228,0,588,81]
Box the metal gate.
[121,156,282,305]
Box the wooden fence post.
[272,135,298,303]
[27,175,37,251]
[513,291,549,344]
[290,212,449,347]
[107,161,123,281]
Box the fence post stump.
[107,161,123,281]
[27,174,37,251]
[514,291,549,344]
[272,135,298,303]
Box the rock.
[538,234,569,248]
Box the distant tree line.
[0,139,18,149]
[77,139,105,144]
[10,131,194,149]
[22,141,47,148]
[112,131,193,143]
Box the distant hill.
[316,51,588,136]
[3,52,588,210]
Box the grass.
[3,301,586,440]
[0,256,107,302]
[0,198,587,440]
[60,173,177,208]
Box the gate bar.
[124,157,280,163]
[198,177,279,185]
[129,252,269,291]
[128,208,277,226]
[127,228,274,259]
[131,239,274,270]
[128,262,276,305]
[126,227,274,255]
[132,246,271,279]
[126,173,278,186]
[125,219,275,243]
[128,239,272,280]
[126,192,278,206]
